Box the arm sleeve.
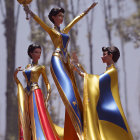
[74,63,86,77]
[32,14,52,35]
[63,3,97,34]
[14,76,21,85]
[41,65,51,92]
[63,12,86,34]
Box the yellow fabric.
[17,82,31,140]
[32,11,88,140]
[33,12,86,50]
[54,124,64,140]
[83,74,101,140]
[22,64,51,92]
[83,65,133,140]
[15,64,54,139]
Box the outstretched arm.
[70,52,86,77]
[63,2,97,34]
[41,66,51,102]
[71,62,86,77]
[23,5,52,35]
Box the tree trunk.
[4,0,18,139]
[103,0,112,46]
[116,0,129,120]
[85,4,94,74]
[89,34,93,74]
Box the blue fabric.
[33,91,45,139]
[25,70,31,91]
[61,33,69,57]
[61,33,69,49]
[51,55,82,131]
[25,70,31,82]
[97,73,127,131]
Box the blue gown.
[32,10,90,139]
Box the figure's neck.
[32,61,38,66]
[106,60,114,67]
[106,62,114,69]
[54,25,60,32]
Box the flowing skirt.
[83,65,133,140]
[17,82,60,140]
[51,52,83,140]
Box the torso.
[23,64,43,92]
[50,27,70,62]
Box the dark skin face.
[52,12,64,27]
[14,48,41,80]
[101,51,114,66]
[30,48,41,64]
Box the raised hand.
[17,0,33,19]
[14,66,23,75]
[84,2,98,14]
[90,2,98,9]
[23,5,35,19]
[23,5,30,13]
[71,51,79,64]
[14,67,23,82]
[23,5,31,20]
[17,0,32,5]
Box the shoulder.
[40,65,46,70]
[106,65,118,79]
[25,64,31,69]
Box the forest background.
[0,0,140,140]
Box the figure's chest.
[60,33,70,48]
[51,29,70,47]
[60,33,69,42]
[23,65,41,82]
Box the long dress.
[15,63,60,140]
[83,64,133,140]
[31,11,90,140]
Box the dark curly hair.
[102,46,120,63]
[27,44,41,58]
[48,8,65,24]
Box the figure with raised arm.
[14,44,60,140]
[17,1,97,139]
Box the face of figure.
[101,51,113,64]
[30,48,41,63]
[52,12,64,26]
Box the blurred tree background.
[0,0,140,139]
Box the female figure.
[22,2,97,140]
[14,44,60,140]
[72,46,133,140]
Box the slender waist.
[53,48,63,54]
[53,48,68,63]
[26,82,40,92]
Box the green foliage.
[114,0,140,48]
[124,13,140,48]
[114,14,140,48]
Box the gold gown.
[83,64,133,140]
